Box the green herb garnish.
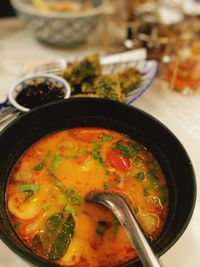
[105,169,112,175]
[101,135,113,141]
[143,186,150,197]
[19,184,40,193]
[91,135,113,143]
[148,172,159,187]
[147,172,159,180]
[34,161,46,171]
[50,154,62,174]
[96,224,106,236]
[131,144,145,152]
[51,178,65,193]
[114,142,136,158]
[64,205,77,216]
[92,144,104,166]
[65,188,84,206]
[103,183,112,190]
[135,172,145,181]
[148,161,158,172]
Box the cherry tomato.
[107,149,132,172]
[68,128,104,142]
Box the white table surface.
[0,17,200,267]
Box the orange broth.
[7,128,168,267]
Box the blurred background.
[0,0,200,94]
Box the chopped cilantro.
[143,186,150,197]
[92,144,104,166]
[64,205,77,216]
[78,147,86,154]
[34,161,46,171]
[24,190,34,201]
[65,188,84,206]
[103,183,112,190]
[131,144,145,152]
[51,178,65,193]
[148,161,158,172]
[148,172,159,187]
[50,154,62,174]
[114,142,136,158]
[133,158,142,167]
[105,169,112,175]
[91,135,113,143]
[147,172,159,180]
[96,224,106,236]
[101,135,113,141]
[135,172,145,181]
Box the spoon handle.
[94,193,162,267]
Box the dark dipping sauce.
[16,81,66,109]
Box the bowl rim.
[0,98,197,267]
[10,0,105,18]
[8,73,71,112]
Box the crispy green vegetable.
[94,74,125,102]
[62,54,142,102]
[62,54,101,87]
[118,67,142,93]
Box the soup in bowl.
[7,127,168,266]
[0,98,196,267]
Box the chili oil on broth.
[6,127,169,267]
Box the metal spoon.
[86,192,162,267]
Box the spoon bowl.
[86,192,162,267]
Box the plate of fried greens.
[3,53,158,109]
[60,54,158,105]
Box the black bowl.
[0,98,196,267]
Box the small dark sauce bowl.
[8,74,71,112]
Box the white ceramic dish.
[8,74,71,112]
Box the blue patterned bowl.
[10,0,104,46]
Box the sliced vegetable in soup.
[7,128,169,267]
